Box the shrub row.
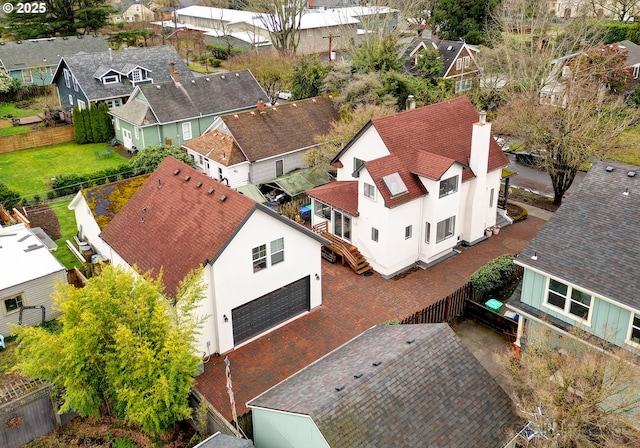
[468,254,517,296]
[48,164,135,198]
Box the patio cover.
[266,167,332,197]
[234,184,268,204]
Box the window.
[314,200,331,220]
[364,182,375,200]
[3,293,23,315]
[134,126,139,139]
[63,68,70,88]
[545,279,592,320]
[73,76,79,92]
[68,94,73,107]
[22,70,32,83]
[455,78,472,93]
[270,238,284,265]
[252,244,267,272]
[131,69,142,82]
[103,75,119,84]
[275,159,284,177]
[405,225,412,239]
[77,99,86,110]
[629,314,640,345]
[115,117,120,130]
[463,56,471,68]
[182,122,192,140]
[489,188,495,208]
[456,59,462,70]
[353,157,364,173]
[105,98,122,109]
[425,222,431,243]
[218,167,223,180]
[371,227,379,242]
[439,176,458,198]
[436,216,455,243]
[634,65,639,79]
[198,155,204,164]
[333,210,351,241]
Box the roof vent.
[196,181,202,188]
[205,78,210,82]
[184,175,190,181]
[335,385,345,392]
[623,187,629,196]
[142,207,147,212]
[173,169,180,175]
[63,37,68,40]
[372,360,382,367]
[220,195,227,202]
[207,188,214,194]
[156,85,161,89]
[191,79,196,84]
[406,339,415,344]
[628,171,636,178]
[605,166,614,172]
[235,73,239,77]
[221,75,225,79]
[158,180,163,189]
[353,372,363,379]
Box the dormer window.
[131,69,142,82]
[103,75,119,85]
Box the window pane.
[634,315,640,328]
[252,244,266,272]
[271,251,284,264]
[549,279,568,296]
[571,288,591,306]
[371,227,378,242]
[569,301,589,319]
[547,291,565,309]
[632,319,640,343]
[270,238,283,253]
[425,222,430,243]
[343,216,351,241]
[4,295,23,313]
[405,225,412,239]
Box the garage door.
[232,276,310,345]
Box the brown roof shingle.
[100,157,257,296]
[222,96,339,162]
[306,181,359,216]
[182,130,247,167]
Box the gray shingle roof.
[130,70,269,124]
[194,432,254,448]
[59,46,192,102]
[517,161,640,309]
[618,40,640,67]
[0,35,109,72]
[248,324,520,447]
[109,98,157,125]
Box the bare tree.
[585,0,640,22]
[251,0,307,55]
[229,51,294,104]
[499,325,640,447]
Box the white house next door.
[122,128,132,149]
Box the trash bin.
[485,299,503,313]
[299,205,311,221]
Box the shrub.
[207,57,222,67]
[49,164,134,198]
[0,181,21,210]
[468,254,517,296]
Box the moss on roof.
[84,174,150,230]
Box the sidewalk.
[195,213,549,420]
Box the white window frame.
[628,313,640,346]
[182,122,192,141]
[115,117,120,130]
[134,126,139,139]
[270,238,284,265]
[252,244,267,273]
[63,68,70,88]
[103,75,119,85]
[439,176,458,198]
[364,182,375,200]
[68,94,73,107]
[371,227,379,242]
[22,69,32,83]
[131,68,142,82]
[2,292,24,315]
[77,99,86,110]
[73,76,79,92]
[463,56,471,68]
[455,78,472,93]
[314,200,331,220]
[353,157,364,173]
[456,58,462,70]
[436,216,455,243]
[544,277,593,323]
[105,98,122,109]
[405,225,412,240]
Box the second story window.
[439,176,458,198]
[364,182,375,200]
[131,69,142,82]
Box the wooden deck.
[312,222,372,275]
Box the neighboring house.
[507,161,640,354]
[183,96,339,188]
[109,69,269,151]
[99,157,328,355]
[617,40,640,89]
[0,36,108,86]
[0,224,66,335]
[67,174,151,258]
[123,1,155,22]
[52,45,191,111]
[248,323,522,448]
[171,5,397,54]
[194,432,254,448]
[403,37,481,93]
[306,96,509,279]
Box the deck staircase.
[312,222,372,275]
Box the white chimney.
[406,95,416,111]
[467,110,492,242]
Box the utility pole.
[323,32,340,62]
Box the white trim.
[103,74,119,85]
[2,292,24,316]
[542,276,593,327]
[181,121,193,140]
[363,182,375,200]
[626,313,640,348]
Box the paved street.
[506,153,586,199]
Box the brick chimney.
[257,99,265,112]
[169,62,180,84]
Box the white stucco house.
[0,223,66,335]
[307,96,510,279]
[97,157,328,356]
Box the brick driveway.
[195,215,546,420]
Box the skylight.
[381,173,408,198]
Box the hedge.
[48,164,135,198]
[468,254,517,296]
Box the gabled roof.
[100,157,326,297]
[0,36,108,72]
[365,154,426,207]
[221,96,339,162]
[617,40,640,67]
[402,37,478,77]
[112,71,269,125]
[0,224,65,290]
[248,324,520,448]
[56,46,192,102]
[516,161,640,311]
[182,130,247,167]
[307,181,359,216]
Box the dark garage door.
[232,276,310,345]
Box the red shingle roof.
[182,130,247,167]
[100,157,258,297]
[306,181,359,216]
[365,155,426,207]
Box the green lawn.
[0,141,129,196]
[0,102,44,118]
[48,198,82,269]
[611,126,640,165]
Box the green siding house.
[109,70,268,151]
[508,161,640,354]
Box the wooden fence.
[400,283,478,325]
[0,84,55,103]
[0,126,74,153]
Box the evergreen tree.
[73,106,86,144]
[98,102,114,142]
[290,54,329,100]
